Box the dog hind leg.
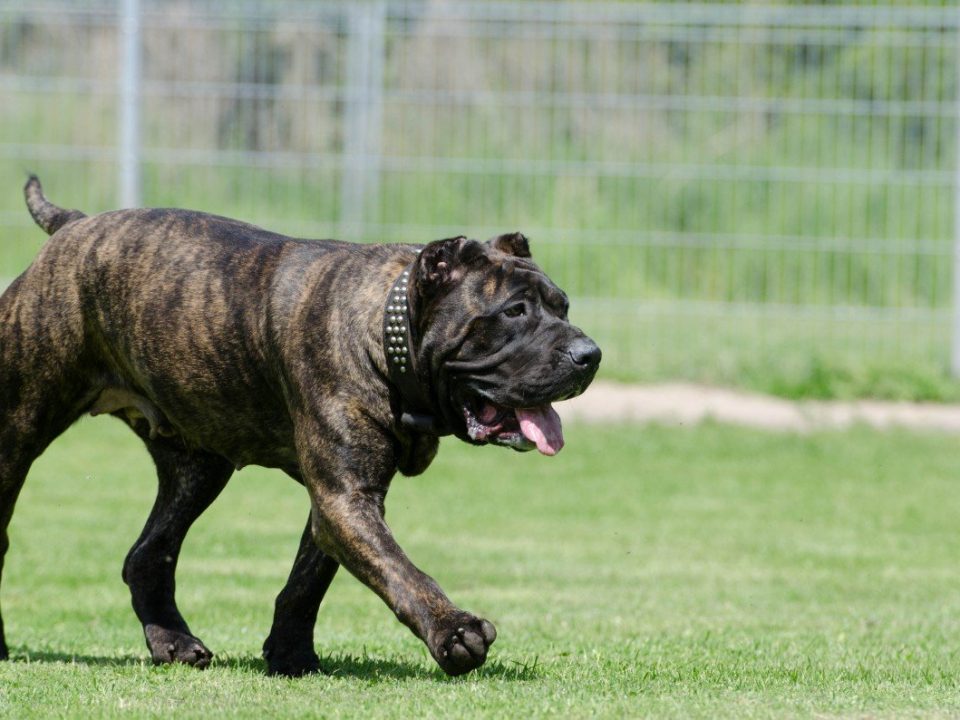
[0,440,38,659]
[122,436,232,668]
[262,512,339,676]
[0,385,88,659]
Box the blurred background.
[1,0,958,400]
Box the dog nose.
[568,337,601,368]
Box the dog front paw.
[430,614,497,676]
[144,624,213,668]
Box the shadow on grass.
[218,653,541,682]
[7,649,541,682]
[315,653,541,682]
[8,650,150,668]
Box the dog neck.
[382,260,450,436]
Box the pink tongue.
[516,405,564,456]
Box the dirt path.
[558,381,960,433]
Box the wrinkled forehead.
[479,256,568,308]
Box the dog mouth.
[462,397,564,455]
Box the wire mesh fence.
[1,1,958,387]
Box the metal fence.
[1,1,958,387]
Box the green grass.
[581,300,960,402]
[1,419,959,717]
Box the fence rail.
[1,0,958,388]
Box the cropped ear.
[416,236,488,298]
[487,232,531,258]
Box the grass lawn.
[0,419,959,718]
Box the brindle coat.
[0,177,600,676]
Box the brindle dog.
[0,177,600,677]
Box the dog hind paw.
[144,624,213,668]
[262,635,321,677]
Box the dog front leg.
[303,467,496,676]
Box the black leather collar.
[382,261,450,436]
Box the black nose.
[568,337,601,368]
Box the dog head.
[410,233,601,455]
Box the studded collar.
[382,260,451,436]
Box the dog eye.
[503,303,526,318]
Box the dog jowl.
[0,177,601,676]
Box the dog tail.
[24,175,87,235]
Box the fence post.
[118,0,142,208]
[341,1,385,241]
[953,26,960,377]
